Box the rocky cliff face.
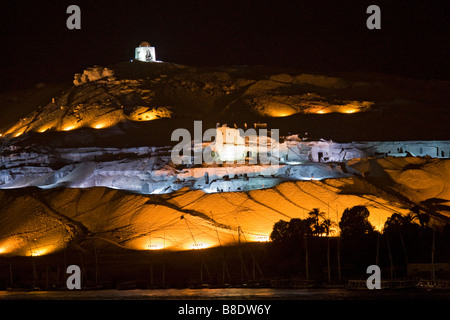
[2,61,449,143]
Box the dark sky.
[1,0,449,92]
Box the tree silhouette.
[383,210,434,272]
[321,218,336,236]
[383,212,407,231]
[338,206,378,274]
[410,205,431,227]
[270,217,315,278]
[270,220,290,244]
[270,218,315,244]
[339,205,375,240]
[308,208,326,236]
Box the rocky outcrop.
[73,66,116,86]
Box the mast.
[235,222,250,284]
[46,266,49,289]
[238,226,244,283]
[431,227,436,280]
[162,230,165,287]
[9,263,13,288]
[32,255,38,289]
[148,235,154,287]
[184,214,210,284]
[305,235,309,281]
[212,211,230,286]
[385,233,394,280]
[26,233,38,289]
[94,245,99,287]
[336,205,341,284]
[327,203,331,284]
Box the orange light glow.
[254,235,269,242]
[135,113,158,121]
[146,114,157,121]
[189,242,214,250]
[15,131,24,137]
[147,244,163,250]
[0,240,18,255]
[192,243,205,249]
[266,109,296,118]
[274,111,294,117]
[26,244,55,257]
[345,109,357,114]
[63,125,76,131]
[92,123,107,129]
[28,247,50,257]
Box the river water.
[1,288,447,319]
[0,287,448,300]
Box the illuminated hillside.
[1,62,449,143]
[0,61,449,257]
[1,156,449,256]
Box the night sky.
[1,0,449,92]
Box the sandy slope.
[1,156,448,256]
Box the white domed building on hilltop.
[135,41,156,62]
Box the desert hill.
[1,61,449,147]
[0,61,449,257]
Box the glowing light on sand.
[192,243,205,249]
[147,244,162,250]
[63,125,76,131]
[27,244,55,257]
[92,122,108,129]
[254,235,269,242]
[0,240,18,255]
[191,242,213,250]
[271,110,295,117]
[30,249,42,257]
[345,109,357,114]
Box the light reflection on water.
[0,288,447,300]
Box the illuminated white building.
[214,125,247,162]
[135,41,156,62]
[212,124,280,163]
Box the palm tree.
[321,218,336,284]
[321,219,337,237]
[308,209,337,283]
[410,205,430,228]
[308,208,326,236]
[403,212,418,224]
[417,213,431,228]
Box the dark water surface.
[0,287,448,300]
